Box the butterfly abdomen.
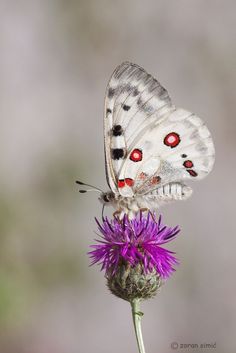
[153,182,192,201]
[111,182,192,216]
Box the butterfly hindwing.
[117,108,215,196]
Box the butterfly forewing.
[104,62,173,194]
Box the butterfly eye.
[103,194,110,202]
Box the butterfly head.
[76,180,117,209]
[99,191,116,205]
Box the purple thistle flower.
[89,212,180,279]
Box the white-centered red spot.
[130,149,143,162]
[164,132,180,148]
[183,160,194,168]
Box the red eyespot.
[130,149,143,162]
[183,160,194,168]
[118,179,125,188]
[125,178,134,187]
[164,132,180,148]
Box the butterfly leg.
[139,207,149,213]
[149,211,157,222]
[113,209,122,219]
[139,208,156,220]
[139,208,157,222]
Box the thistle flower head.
[89,212,180,279]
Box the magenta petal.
[89,211,180,279]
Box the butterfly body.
[99,62,215,217]
[100,182,193,217]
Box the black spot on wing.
[111,148,125,160]
[181,154,187,158]
[108,87,116,98]
[156,85,167,98]
[137,97,143,106]
[112,125,123,136]
[132,88,140,96]
[147,79,158,93]
[106,108,112,114]
[123,104,131,111]
[136,96,153,113]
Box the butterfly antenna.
[75,180,103,193]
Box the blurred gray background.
[0,1,235,352]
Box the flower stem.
[131,299,146,353]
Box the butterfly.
[77,62,215,218]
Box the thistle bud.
[107,261,162,301]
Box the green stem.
[131,299,146,353]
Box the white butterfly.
[80,62,215,217]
